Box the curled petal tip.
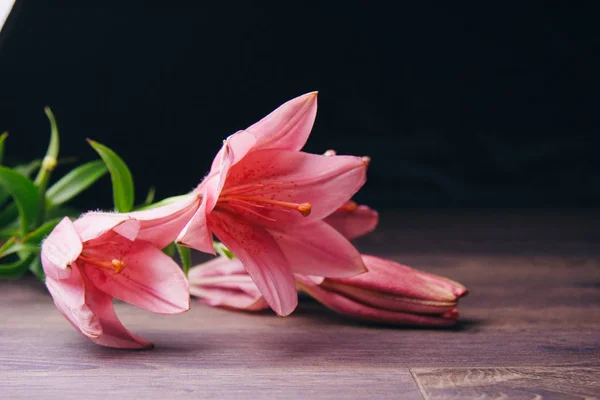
[442,308,460,320]
[128,340,154,350]
[323,149,337,156]
[361,156,371,167]
[454,286,468,299]
[340,200,358,212]
[356,258,369,275]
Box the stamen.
[223,195,311,217]
[220,181,289,196]
[227,203,277,222]
[220,183,267,196]
[219,197,269,209]
[79,255,126,274]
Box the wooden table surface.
[1,211,599,399]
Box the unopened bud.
[42,156,57,171]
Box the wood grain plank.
[0,279,598,370]
[2,249,598,370]
[412,367,600,399]
[0,368,422,400]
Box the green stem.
[34,107,60,225]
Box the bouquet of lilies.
[1,93,467,349]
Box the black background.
[1,2,599,211]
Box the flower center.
[220,195,312,217]
[78,255,126,274]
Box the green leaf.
[0,236,17,257]
[0,217,19,239]
[176,243,192,277]
[214,241,235,260]
[0,252,36,279]
[22,218,61,247]
[0,132,12,207]
[0,131,8,165]
[0,167,41,237]
[29,257,45,281]
[46,160,108,207]
[1,159,41,210]
[0,240,39,258]
[88,139,134,212]
[162,242,176,257]
[13,159,42,178]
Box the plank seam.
[409,368,428,400]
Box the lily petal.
[83,279,154,349]
[246,91,318,152]
[45,264,102,338]
[325,204,379,240]
[84,241,190,314]
[207,130,258,198]
[209,210,297,316]
[176,198,216,254]
[188,254,249,279]
[192,285,269,311]
[73,212,140,243]
[41,217,81,280]
[189,257,269,311]
[270,220,367,278]
[208,92,317,176]
[128,194,201,248]
[223,149,368,225]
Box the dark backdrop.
[1,2,599,210]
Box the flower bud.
[295,254,467,327]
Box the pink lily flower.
[41,196,198,349]
[177,92,369,316]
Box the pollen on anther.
[298,202,312,217]
[111,259,125,274]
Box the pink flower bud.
[295,254,467,327]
